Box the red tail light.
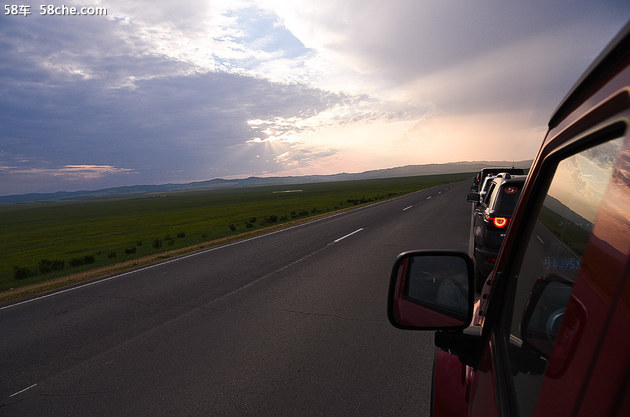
[492,217,509,228]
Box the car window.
[481,176,496,194]
[483,183,496,205]
[496,183,522,213]
[506,136,624,417]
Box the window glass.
[486,183,500,208]
[483,183,496,205]
[497,183,522,213]
[507,137,623,417]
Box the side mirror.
[387,251,474,330]
[467,192,481,203]
[521,274,574,358]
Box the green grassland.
[1,173,471,293]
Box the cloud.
[265,0,630,136]
[272,0,626,80]
[5,165,133,179]
[0,162,134,195]
[0,57,350,193]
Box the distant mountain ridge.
[1,160,532,203]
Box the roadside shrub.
[266,215,278,223]
[69,255,95,268]
[136,241,143,246]
[38,259,65,274]
[153,239,163,249]
[229,224,236,231]
[125,247,137,254]
[108,251,117,259]
[177,232,186,238]
[69,258,82,267]
[14,266,37,280]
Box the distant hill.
[0,160,532,203]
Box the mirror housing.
[467,192,481,203]
[387,251,474,330]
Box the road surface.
[0,179,472,416]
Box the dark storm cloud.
[0,69,344,193]
[332,0,627,82]
[0,11,346,194]
[312,0,629,119]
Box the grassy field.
[1,173,471,294]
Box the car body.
[468,174,526,291]
[388,21,630,417]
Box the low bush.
[69,255,96,268]
[38,258,65,274]
[14,266,37,280]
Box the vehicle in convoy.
[388,22,630,417]
[474,174,498,204]
[467,174,527,291]
[471,167,525,191]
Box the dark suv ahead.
[467,174,526,291]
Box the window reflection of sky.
[547,138,623,223]
[592,142,630,255]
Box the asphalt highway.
[0,179,472,416]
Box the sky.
[1,1,628,196]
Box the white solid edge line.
[403,206,413,211]
[334,228,364,243]
[10,384,37,398]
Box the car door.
[470,103,630,416]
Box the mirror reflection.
[403,255,470,323]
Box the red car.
[388,21,630,417]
